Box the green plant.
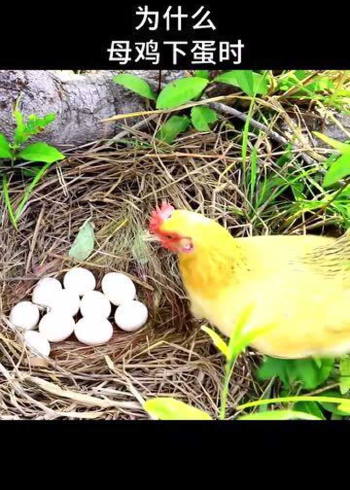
[257,356,335,391]
[313,132,350,188]
[141,302,350,420]
[113,70,270,144]
[0,98,65,228]
[143,304,311,421]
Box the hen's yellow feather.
[157,208,350,359]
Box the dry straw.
[0,106,326,419]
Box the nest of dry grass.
[2,107,323,420]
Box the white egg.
[63,267,96,297]
[9,301,40,330]
[49,289,80,316]
[101,272,136,306]
[74,317,113,346]
[23,330,51,357]
[114,300,148,332]
[39,311,75,342]
[32,277,62,308]
[80,290,111,319]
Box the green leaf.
[191,106,218,131]
[21,166,41,178]
[293,401,326,420]
[313,131,350,155]
[257,357,335,390]
[194,70,210,80]
[201,326,229,359]
[156,77,209,109]
[25,114,56,135]
[2,174,18,229]
[340,356,350,395]
[214,70,268,96]
[226,303,255,360]
[312,356,322,369]
[18,143,65,163]
[14,107,26,146]
[113,74,157,101]
[14,159,58,222]
[238,409,323,421]
[156,115,190,144]
[253,72,269,95]
[144,398,212,420]
[13,111,56,148]
[215,70,254,96]
[0,133,13,159]
[318,390,350,416]
[323,153,350,187]
[68,219,95,262]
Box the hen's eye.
[166,235,173,239]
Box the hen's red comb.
[149,201,175,234]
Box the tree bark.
[0,70,185,150]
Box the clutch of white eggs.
[9,268,149,359]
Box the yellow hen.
[149,202,350,359]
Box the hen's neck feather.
[178,233,248,298]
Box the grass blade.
[2,174,18,229]
[14,160,56,222]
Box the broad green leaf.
[0,133,12,158]
[323,153,350,187]
[312,356,322,369]
[18,143,65,163]
[257,357,335,390]
[156,77,209,109]
[201,326,228,358]
[293,401,326,420]
[191,106,218,131]
[340,356,350,395]
[68,220,95,262]
[238,409,322,421]
[294,70,308,80]
[113,74,157,101]
[194,70,210,80]
[313,131,350,155]
[144,398,212,420]
[215,70,254,95]
[214,71,268,96]
[253,72,269,95]
[156,115,190,144]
